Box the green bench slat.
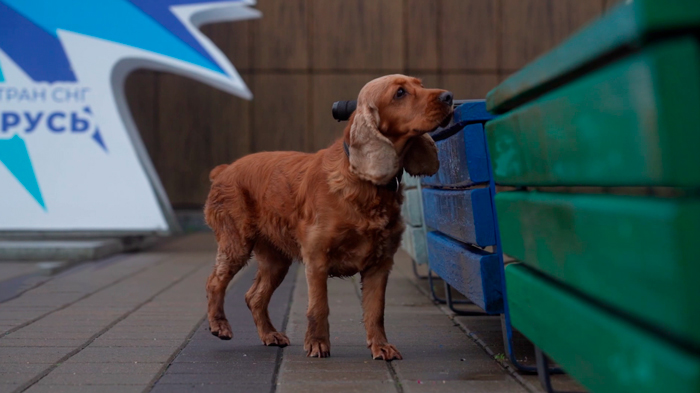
[401,225,428,265]
[486,0,700,113]
[497,191,700,347]
[402,188,424,227]
[507,263,700,393]
[486,37,700,187]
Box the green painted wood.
[402,174,421,188]
[411,225,428,265]
[506,263,700,393]
[497,191,700,347]
[402,188,424,227]
[401,227,410,254]
[486,38,700,187]
[401,225,428,265]
[487,0,700,113]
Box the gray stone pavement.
[0,240,122,262]
[151,259,298,393]
[0,233,581,393]
[397,261,585,393]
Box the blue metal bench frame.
[420,100,562,375]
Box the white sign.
[0,0,259,233]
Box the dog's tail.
[209,164,228,181]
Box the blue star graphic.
[0,0,248,209]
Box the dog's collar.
[343,141,403,192]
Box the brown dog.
[204,74,453,360]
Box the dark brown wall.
[126,0,621,208]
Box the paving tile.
[275,270,401,393]
[108,322,200,329]
[150,382,270,393]
[150,261,299,392]
[90,339,185,348]
[64,344,180,364]
[0,347,70,364]
[0,254,165,330]
[327,334,371,347]
[162,360,276,375]
[277,381,397,393]
[4,330,95,340]
[37,372,156,386]
[0,384,21,393]
[0,363,48,374]
[0,338,86,347]
[104,326,195,335]
[1,370,46,384]
[279,369,392,384]
[49,363,164,375]
[5,233,543,393]
[9,238,221,393]
[172,344,280,364]
[28,319,116,328]
[97,331,193,340]
[156,370,274,385]
[280,360,383,373]
[0,262,42,282]
[0,318,37,327]
[14,325,104,334]
[402,379,525,393]
[389,332,472,348]
[282,345,381,362]
[24,385,148,393]
[393,359,510,382]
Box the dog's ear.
[403,134,439,176]
[348,106,401,185]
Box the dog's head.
[347,74,452,185]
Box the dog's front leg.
[361,264,402,360]
[303,260,331,358]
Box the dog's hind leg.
[246,241,292,347]
[206,238,253,340]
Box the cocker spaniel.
[205,74,453,360]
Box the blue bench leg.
[428,268,448,304]
[426,266,475,305]
[536,347,558,393]
[411,258,430,280]
[444,282,489,316]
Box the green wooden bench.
[400,174,430,271]
[486,0,700,391]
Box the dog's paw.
[369,342,402,361]
[209,319,233,340]
[304,338,331,358]
[262,332,290,347]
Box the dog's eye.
[395,87,406,99]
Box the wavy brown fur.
[204,74,452,360]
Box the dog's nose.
[439,91,453,106]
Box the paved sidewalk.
[151,260,297,393]
[0,233,575,393]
